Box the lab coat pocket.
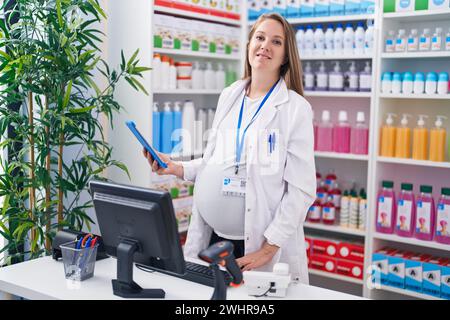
[256,129,284,176]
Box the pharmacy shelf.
[315,151,369,161]
[377,156,450,169]
[381,51,450,59]
[153,89,222,95]
[154,5,241,26]
[304,91,372,98]
[304,222,366,237]
[383,9,450,22]
[249,14,375,26]
[301,54,372,61]
[153,48,240,61]
[379,93,450,100]
[372,285,445,300]
[373,232,450,251]
[308,269,364,285]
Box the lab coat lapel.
[214,79,248,129]
[255,78,289,130]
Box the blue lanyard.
[235,79,279,174]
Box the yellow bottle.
[412,115,428,160]
[429,115,447,162]
[380,113,397,157]
[395,114,412,158]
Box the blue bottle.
[172,101,182,151]
[161,102,173,154]
[152,102,161,151]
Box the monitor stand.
[112,239,165,299]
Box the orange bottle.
[412,115,428,160]
[429,115,447,162]
[380,113,397,157]
[395,114,411,158]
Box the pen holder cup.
[60,240,99,281]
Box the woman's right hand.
[142,148,184,180]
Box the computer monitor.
[89,180,186,299]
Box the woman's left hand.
[236,241,279,272]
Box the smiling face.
[248,19,286,76]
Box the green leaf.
[87,0,107,19]
[56,0,63,28]
[69,106,95,114]
[124,76,138,91]
[130,77,149,95]
[62,80,73,109]
[120,50,125,70]
[127,49,139,68]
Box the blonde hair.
[244,13,304,96]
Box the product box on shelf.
[337,241,365,263]
[248,0,261,20]
[423,257,446,298]
[261,0,274,14]
[371,247,397,285]
[345,0,361,14]
[300,0,315,17]
[311,237,338,257]
[428,0,450,10]
[405,253,432,293]
[383,0,395,12]
[360,0,375,13]
[172,195,193,233]
[155,0,174,8]
[305,236,312,257]
[274,0,288,16]
[396,0,414,11]
[330,0,345,15]
[441,260,450,300]
[415,0,429,10]
[287,0,301,18]
[336,259,364,279]
[310,254,337,273]
[315,0,330,16]
[387,251,414,289]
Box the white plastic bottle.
[161,55,170,90]
[152,53,162,90]
[304,61,315,91]
[203,62,216,90]
[296,25,306,56]
[192,61,204,90]
[364,21,374,55]
[359,61,372,92]
[182,100,196,155]
[345,61,359,92]
[316,61,329,91]
[354,21,365,55]
[215,63,226,90]
[407,29,419,52]
[334,23,344,55]
[419,28,431,51]
[431,27,443,51]
[395,29,407,52]
[169,58,177,90]
[329,61,344,91]
[314,24,325,56]
[196,108,207,151]
[385,30,395,53]
[304,24,315,57]
[446,27,450,51]
[325,23,334,56]
[343,23,355,56]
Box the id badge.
[222,176,247,197]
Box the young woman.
[143,13,316,283]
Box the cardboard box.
[315,0,330,16]
[387,251,413,289]
[300,0,315,17]
[371,247,397,285]
[311,238,338,257]
[286,0,301,18]
[423,257,446,298]
[336,259,364,279]
[383,0,396,12]
[337,241,365,263]
[440,260,450,300]
[310,254,337,273]
[405,253,432,293]
[172,196,193,233]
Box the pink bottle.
[333,110,351,153]
[329,182,342,210]
[395,183,416,238]
[308,198,322,223]
[350,111,369,155]
[324,170,337,191]
[322,196,336,225]
[317,110,333,152]
[435,187,450,244]
[376,180,396,234]
[317,181,328,205]
[414,185,435,241]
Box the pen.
[268,133,272,154]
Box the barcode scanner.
[199,241,243,300]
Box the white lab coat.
[181,78,316,283]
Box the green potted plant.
[0,0,150,263]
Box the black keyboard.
[137,261,233,288]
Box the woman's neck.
[247,72,279,99]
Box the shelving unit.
[301,54,373,61]
[381,51,450,59]
[153,48,240,61]
[154,5,241,26]
[308,269,364,285]
[371,285,444,300]
[304,222,365,237]
[377,156,450,169]
[379,93,450,100]
[154,89,222,95]
[315,151,369,161]
[249,13,375,26]
[305,91,372,98]
[383,9,450,22]
[373,232,450,251]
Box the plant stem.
[44,96,51,251]
[28,91,36,247]
[57,131,64,230]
